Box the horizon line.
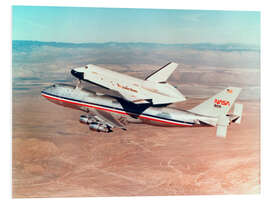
[12,40,260,47]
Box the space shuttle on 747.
[41,62,243,138]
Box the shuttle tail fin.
[145,62,178,82]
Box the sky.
[12,6,260,45]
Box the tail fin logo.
[214,99,230,107]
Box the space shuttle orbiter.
[71,62,186,106]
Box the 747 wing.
[79,108,127,133]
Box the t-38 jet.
[41,62,243,138]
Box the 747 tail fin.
[188,87,242,118]
[188,87,242,138]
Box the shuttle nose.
[71,69,84,80]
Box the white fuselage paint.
[41,84,217,128]
[72,64,186,105]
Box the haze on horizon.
[12,6,260,45]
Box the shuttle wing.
[117,90,151,104]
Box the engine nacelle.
[80,115,113,133]
[89,122,112,133]
[79,115,93,124]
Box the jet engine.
[89,122,112,133]
[79,115,94,124]
[79,115,112,133]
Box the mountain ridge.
[12,40,260,52]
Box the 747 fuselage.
[41,62,243,138]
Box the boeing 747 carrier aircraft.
[41,62,243,138]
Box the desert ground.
[12,87,260,197]
[12,41,260,197]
